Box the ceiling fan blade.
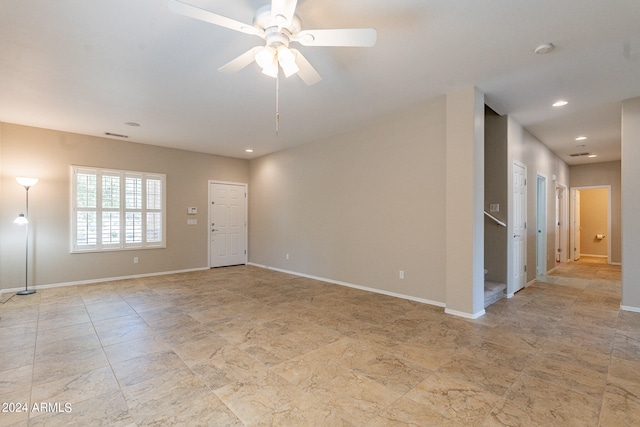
[168,0,262,37]
[271,0,298,27]
[295,28,377,47]
[290,49,322,85]
[218,47,262,74]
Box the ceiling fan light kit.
[254,45,299,78]
[276,46,299,77]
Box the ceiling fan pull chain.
[275,72,280,135]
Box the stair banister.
[484,211,506,227]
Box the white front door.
[513,162,527,292]
[209,182,247,267]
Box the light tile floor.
[0,261,638,426]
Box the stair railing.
[484,211,506,227]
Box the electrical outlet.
[133,257,139,264]
[399,270,404,279]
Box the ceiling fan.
[168,0,377,85]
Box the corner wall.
[0,123,249,291]
[445,87,485,317]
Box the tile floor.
[0,261,638,426]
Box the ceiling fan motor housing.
[264,26,292,48]
[254,4,301,48]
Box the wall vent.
[105,132,129,138]
[569,152,591,157]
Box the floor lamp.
[14,176,38,295]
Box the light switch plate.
[188,207,197,214]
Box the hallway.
[545,256,621,283]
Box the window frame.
[71,166,166,253]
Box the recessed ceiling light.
[534,43,555,54]
[245,149,254,153]
[575,136,587,141]
[553,100,568,107]
[588,154,598,158]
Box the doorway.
[571,186,611,264]
[209,181,248,268]
[536,173,547,276]
[512,161,527,294]
[555,184,568,264]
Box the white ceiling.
[1,0,639,164]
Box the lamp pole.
[15,177,38,295]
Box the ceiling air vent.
[569,152,591,157]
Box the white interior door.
[555,185,566,263]
[574,190,581,261]
[513,162,527,292]
[210,182,247,267]
[536,174,547,276]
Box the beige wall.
[578,188,609,257]
[622,96,640,310]
[0,123,249,291]
[0,123,3,265]
[249,99,448,304]
[570,161,621,263]
[523,129,571,281]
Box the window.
[71,166,166,252]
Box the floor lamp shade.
[16,176,38,188]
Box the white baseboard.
[444,308,486,319]
[248,262,446,308]
[621,305,640,313]
[251,264,489,319]
[546,266,558,274]
[0,267,209,295]
[2,262,491,321]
